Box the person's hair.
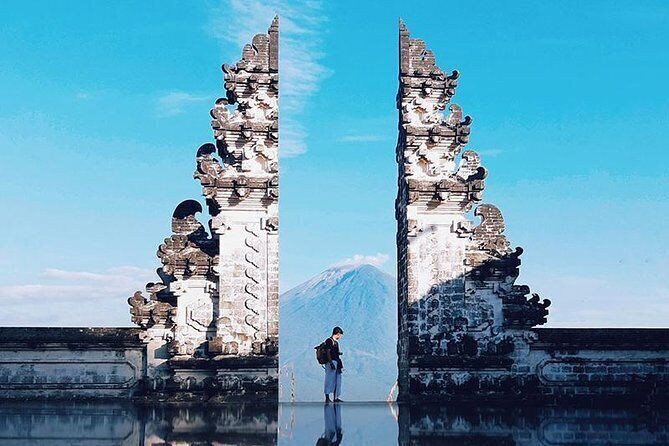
[332,326,343,335]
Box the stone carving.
[128,291,176,328]
[188,299,214,329]
[157,200,218,280]
[167,326,197,357]
[243,223,263,340]
[206,18,278,183]
[470,204,510,256]
[128,199,218,360]
[466,206,551,329]
[194,143,226,199]
[393,21,669,404]
[264,217,279,232]
[395,20,550,399]
[503,284,551,328]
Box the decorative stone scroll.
[395,20,550,399]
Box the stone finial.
[198,18,279,205]
[397,21,478,210]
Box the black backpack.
[315,339,330,365]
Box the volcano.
[279,264,398,402]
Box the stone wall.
[395,20,669,402]
[529,329,669,399]
[407,328,669,402]
[0,328,145,399]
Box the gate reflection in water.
[0,401,666,445]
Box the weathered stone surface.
[128,290,177,328]
[0,327,144,345]
[396,19,548,399]
[0,328,145,399]
[195,16,279,361]
[533,328,669,349]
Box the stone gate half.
[395,20,669,402]
[127,17,280,400]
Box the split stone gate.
[0,18,667,402]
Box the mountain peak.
[323,262,389,280]
[281,263,394,304]
[279,261,398,402]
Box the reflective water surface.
[0,401,666,445]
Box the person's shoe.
[325,395,331,403]
[334,398,343,402]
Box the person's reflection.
[316,402,343,445]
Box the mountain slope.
[279,264,398,402]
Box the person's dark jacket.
[325,337,343,371]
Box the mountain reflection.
[0,401,666,445]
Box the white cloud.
[209,0,328,157]
[42,268,133,283]
[527,271,669,328]
[334,253,389,268]
[476,148,504,157]
[0,266,155,326]
[156,91,208,117]
[280,118,308,157]
[339,134,386,143]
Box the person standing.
[324,326,344,403]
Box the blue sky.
[0,0,667,326]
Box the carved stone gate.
[1,17,660,402]
[394,20,668,402]
[127,17,280,400]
